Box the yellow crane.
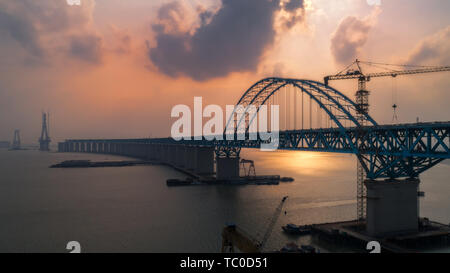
[221,196,288,253]
[324,59,450,221]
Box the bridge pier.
[58,142,63,152]
[138,143,146,158]
[168,145,177,165]
[216,157,240,180]
[110,143,116,154]
[117,143,123,155]
[195,146,214,175]
[184,146,196,171]
[159,144,167,163]
[365,178,420,237]
[148,144,155,160]
[175,145,185,167]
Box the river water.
[0,148,449,253]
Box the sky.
[0,0,449,144]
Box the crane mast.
[324,59,450,221]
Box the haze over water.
[0,148,449,253]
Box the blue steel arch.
[225,77,377,135]
[218,77,378,158]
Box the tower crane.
[221,196,288,253]
[324,59,450,221]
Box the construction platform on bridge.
[310,218,450,253]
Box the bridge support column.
[119,143,126,156]
[175,145,185,167]
[167,145,177,165]
[86,142,92,153]
[195,147,214,175]
[138,144,146,158]
[110,143,114,154]
[184,146,196,171]
[216,157,240,180]
[365,178,420,237]
[129,143,135,157]
[148,144,157,161]
[160,144,169,163]
[144,144,151,160]
[118,143,124,155]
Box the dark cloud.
[281,0,305,29]
[69,34,103,64]
[405,26,450,65]
[149,0,282,81]
[330,9,380,65]
[0,0,102,64]
[284,0,304,12]
[0,4,44,58]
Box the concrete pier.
[184,146,196,171]
[365,178,420,237]
[216,157,240,180]
[195,146,214,175]
[175,145,185,167]
[167,145,176,165]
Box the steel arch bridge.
[66,78,450,180]
[208,78,450,180]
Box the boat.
[166,179,193,187]
[280,177,294,182]
[50,160,91,168]
[280,243,318,253]
[282,224,312,235]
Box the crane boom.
[221,196,288,253]
[324,63,450,85]
[258,196,288,250]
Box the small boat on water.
[166,179,194,187]
[282,224,312,235]
[280,242,318,253]
[280,177,294,182]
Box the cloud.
[405,26,450,65]
[330,7,381,65]
[149,0,283,81]
[0,0,103,64]
[284,0,304,11]
[68,34,103,64]
[279,0,306,30]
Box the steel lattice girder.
[66,122,450,179]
